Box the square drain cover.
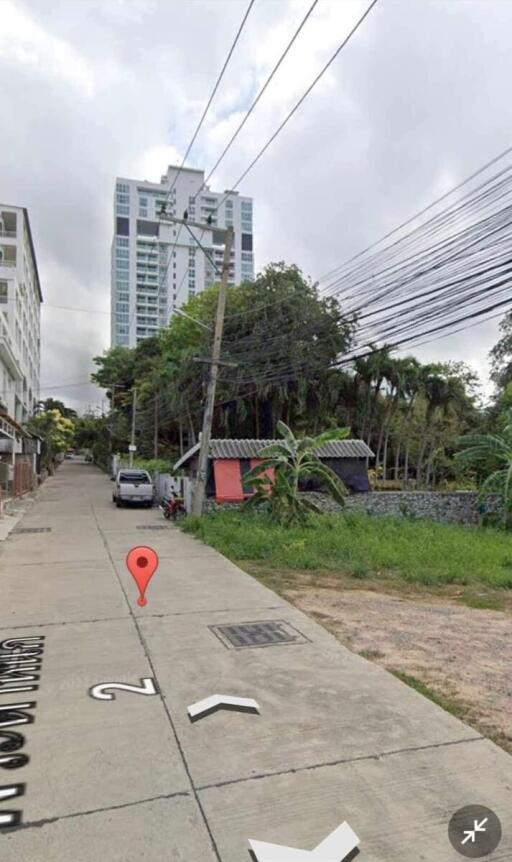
[210,619,310,649]
[15,527,52,534]
[136,525,170,530]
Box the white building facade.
[111,165,254,347]
[0,205,42,422]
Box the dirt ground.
[260,572,512,753]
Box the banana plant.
[243,420,350,525]
[456,410,512,524]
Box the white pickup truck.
[112,469,154,508]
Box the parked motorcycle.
[160,494,186,521]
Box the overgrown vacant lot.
[183,510,512,589]
[183,510,512,752]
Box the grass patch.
[390,671,468,722]
[359,649,385,660]
[457,594,506,611]
[183,510,512,589]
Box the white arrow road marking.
[89,678,158,701]
[187,694,260,721]
[249,822,360,862]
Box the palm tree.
[393,357,421,484]
[244,421,350,525]
[456,411,512,524]
[416,370,465,486]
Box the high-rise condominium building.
[0,205,42,422]
[111,165,254,347]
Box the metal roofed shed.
[175,438,374,504]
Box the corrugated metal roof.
[174,437,373,470]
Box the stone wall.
[304,490,500,525]
[205,491,500,525]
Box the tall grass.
[182,510,512,588]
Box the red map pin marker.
[126,546,159,606]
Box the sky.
[1,0,512,411]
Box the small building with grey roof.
[174,437,374,503]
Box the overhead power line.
[43,303,110,315]
[129,0,255,335]
[211,0,379,216]
[192,0,320,198]
[318,141,512,285]
[159,0,256,213]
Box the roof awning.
[174,437,374,471]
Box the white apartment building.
[0,205,42,422]
[111,165,254,347]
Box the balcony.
[0,245,16,268]
[0,318,21,378]
[0,211,17,240]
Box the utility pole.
[191,227,233,516]
[129,387,137,467]
[153,394,159,459]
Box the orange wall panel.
[213,459,244,502]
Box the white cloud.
[0,0,96,95]
[1,0,512,410]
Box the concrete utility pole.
[129,387,137,468]
[191,227,233,516]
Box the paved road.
[1,463,510,860]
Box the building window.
[137,220,159,237]
[116,217,129,236]
[116,183,129,193]
[241,233,253,251]
[0,281,8,303]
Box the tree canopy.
[89,262,483,488]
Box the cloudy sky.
[2,0,512,411]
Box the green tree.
[490,311,512,390]
[92,263,356,456]
[456,410,512,524]
[35,398,77,419]
[27,410,75,473]
[243,421,349,525]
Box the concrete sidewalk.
[0,462,510,861]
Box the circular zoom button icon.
[448,805,502,857]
